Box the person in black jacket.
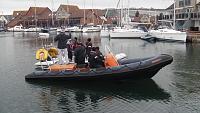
[88,47,105,68]
[74,43,86,66]
[54,30,71,64]
[85,38,92,59]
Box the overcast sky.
[0,0,173,15]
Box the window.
[179,0,184,7]
[194,13,197,18]
[185,0,191,6]
[190,13,193,18]
[185,13,188,18]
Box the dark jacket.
[88,50,105,68]
[74,45,86,65]
[54,33,71,49]
[85,41,92,56]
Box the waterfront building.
[56,4,111,26]
[163,0,200,31]
[7,7,54,28]
[0,15,12,28]
[104,8,166,27]
[7,4,112,28]
[56,5,82,26]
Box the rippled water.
[0,32,200,113]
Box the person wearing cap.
[54,29,71,64]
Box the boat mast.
[67,0,70,26]
[92,0,94,24]
[34,0,37,27]
[127,0,130,24]
[173,0,176,29]
[83,0,86,25]
[51,0,54,27]
[101,8,109,26]
[116,0,121,26]
[120,0,123,27]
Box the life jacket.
[36,48,48,61]
[104,52,119,67]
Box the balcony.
[163,12,200,21]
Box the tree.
[135,11,140,17]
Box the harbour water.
[0,32,200,113]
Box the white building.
[163,0,200,30]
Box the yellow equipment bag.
[48,47,58,58]
[36,48,48,61]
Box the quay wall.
[187,31,200,43]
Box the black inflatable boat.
[25,54,173,81]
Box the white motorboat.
[65,26,82,32]
[24,27,41,32]
[149,22,187,43]
[109,26,148,39]
[82,25,101,33]
[149,28,187,43]
[38,29,50,39]
[7,25,24,32]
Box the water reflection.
[166,43,200,113]
[27,80,170,113]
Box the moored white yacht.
[148,1,187,43]
[65,26,82,32]
[109,26,148,39]
[38,29,50,39]
[149,28,187,43]
[7,25,24,32]
[82,25,101,33]
[149,22,187,43]
[24,27,41,32]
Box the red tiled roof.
[7,11,27,27]
[25,7,52,18]
[58,5,83,18]
[13,11,27,18]
[60,5,80,13]
[7,7,52,27]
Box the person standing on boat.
[85,38,92,59]
[66,39,73,62]
[54,29,71,64]
[72,37,79,50]
[74,43,86,66]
